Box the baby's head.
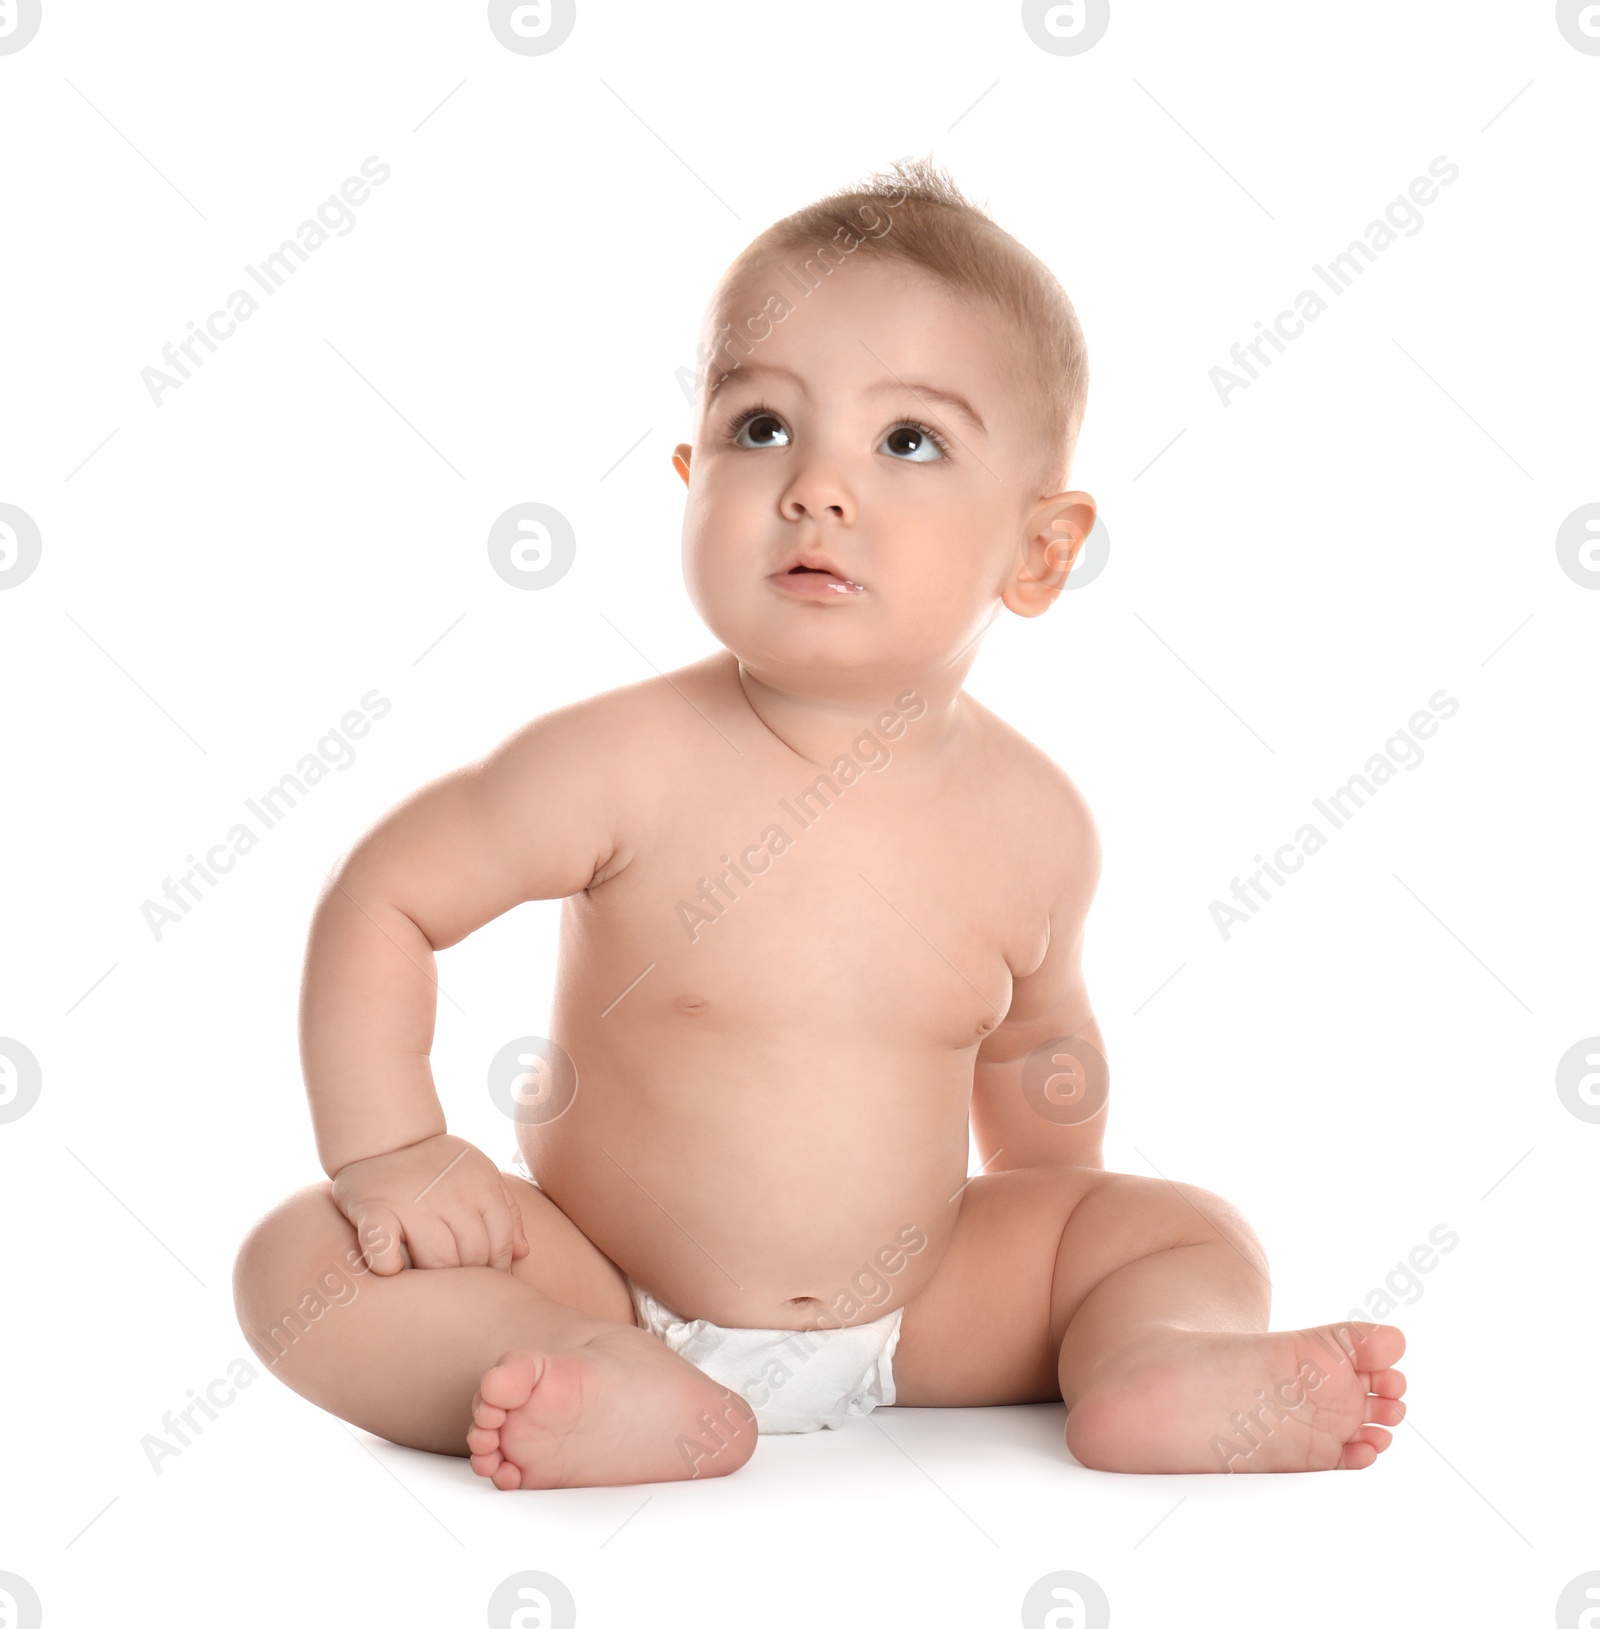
[673,156,1094,697]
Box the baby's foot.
[1065,1321,1406,1474]
[467,1328,757,1489]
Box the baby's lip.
[768,567,866,598]
[770,548,865,591]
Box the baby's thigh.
[235,1177,637,1337]
[502,1173,638,1327]
[892,1167,1217,1407]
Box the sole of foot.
[467,1328,758,1490]
[1064,1321,1406,1474]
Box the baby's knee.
[232,1183,365,1369]
[1078,1170,1263,1263]
[1150,1176,1265,1265]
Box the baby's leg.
[1048,1174,1405,1472]
[232,1176,756,1488]
[893,1167,1405,1473]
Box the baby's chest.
[619,781,1041,1046]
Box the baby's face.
[674,258,1086,692]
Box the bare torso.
[520,650,1065,1330]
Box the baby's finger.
[482,1201,515,1272]
[404,1213,461,1270]
[501,1179,531,1260]
[352,1204,407,1276]
[445,1208,491,1269]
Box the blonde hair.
[702,154,1089,493]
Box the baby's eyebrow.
[708,359,987,437]
[865,376,987,437]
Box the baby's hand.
[331,1133,530,1275]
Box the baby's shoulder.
[960,695,1101,865]
[494,658,716,761]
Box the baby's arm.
[969,784,1106,1172]
[300,700,625,1272]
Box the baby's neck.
[731,654,967,772]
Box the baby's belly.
[519,1034,974,1330]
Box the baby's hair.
[705,153,1089,493]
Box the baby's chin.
[715,617,961,698]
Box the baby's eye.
[730,412,791,450]
[880,423,947,463]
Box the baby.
[233,157,1405,1487]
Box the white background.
[1,2,1595,1625]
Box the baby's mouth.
[771,565,866,596]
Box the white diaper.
[509,1149,903,1433]
[626,1278,902,1435]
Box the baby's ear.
[1002,493,1097,618]
[672,444,692,487]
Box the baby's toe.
[1344,1322,1406,1370]
[1337,1418,1398,1469]
[472,1400,508,1429]
[470,1448,503,1478]
[490,1461,522,1491]
[478,1352,540,1411]
[1366,1394,1406,1428]
[1371,1367,1406,1399]
[467,1424,502,1455]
